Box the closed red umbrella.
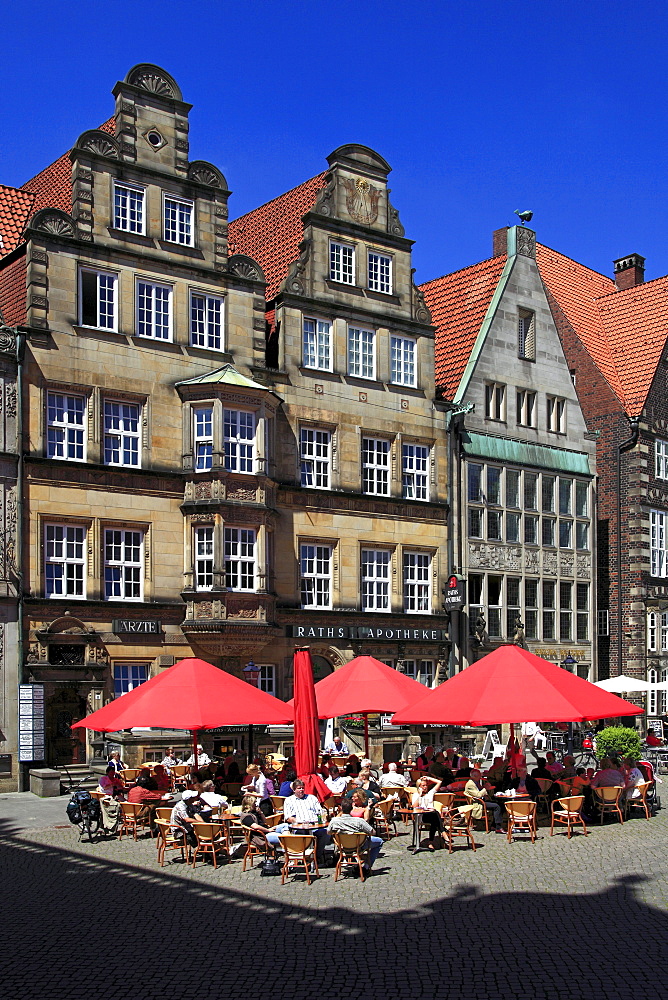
[292,647,330,802]
[72,656,293,767]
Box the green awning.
[461,431,591,475]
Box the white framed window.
[368,251,392,293]
[648,612,668,652]
[45,523,86,598]
[517,389,536,427]
[403,550,431,613]
[300,543,332,609]
[195,526,214,591]
[518,309,536,360]
[137,280,172,340]
[559,582,572,641]
[224,409,255,473]
[302,318,331,370]
[402,443,429,500]
[390,335,416,386]
[403,659,435,687]
[348,326,375,379]
[576,583,589,641]
[257,664,276,696]
[113,181,145,234]
[559,519,573,548]
[103,399,140,467]
[651,509,668,577]
[656,440,668,480]
[362,437,390,495]
[79,267,117,330]
[224,527,256,591]
[485,382,506,421]
[113,663,148,698]
[576,521,589,550]
[104,529,143,601]
[330,241,355,284]
[361,548,391,611]
[47,391,86,461]
[190,292,224,351]
[575,481,589,517]
[164,195,194,246]
[300,427,331,489]
[194,406,213,472]
[547,395,566,433]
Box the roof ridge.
[419,252,505,289]
[536,241,615,284]
[230,171,327,225]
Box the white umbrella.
[595,675,652,693]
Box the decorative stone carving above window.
[516,227,536,259]
[125,63,182,101]
[227,254,265,283]
[74,129,120,159]
[27,209,77,239]
[387,196,405,237]
[188,160,227,188]
[284,239,311,295]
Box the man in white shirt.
[324,765,348,795]
[378,762,409,792]
[324,735,349,755]
[185,744,211,766]
[270,779,330,864]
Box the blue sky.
[3,1,668,283]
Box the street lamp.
[243,658,260,764]
[561,652,577,755]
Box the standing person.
[328,799,384,879]
[412,775,443,851]
[241,764,273,816]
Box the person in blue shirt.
[325,735,349,755]
[279,768,297,797]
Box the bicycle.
[573,749,599,770]
[66,774,104,843]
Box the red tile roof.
[0,185,35,258]
[420,254,508,399]
[0,254,27,326]
[228,173,327,300]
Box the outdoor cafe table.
[409,808,440,854]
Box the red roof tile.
[420,254,508,400]
[228,173,327,301]
[0,254,27,326]
[0,185,35,258]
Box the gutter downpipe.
[446,402,473,678]
[15,329,26,789]
[617,415,640,682]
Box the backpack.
[66,789,99,825]
[259,857,283,876]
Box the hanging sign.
[18,684,45,762]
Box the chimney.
[492,227,509,257]
[613,253,645,290]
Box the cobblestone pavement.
[2,808,668,1000]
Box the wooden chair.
[464,793,490,832]
[270,795,286,813]
[277,833,319,885]
[593,786,625,825]
[154,806,173,822]
[122,768,140,784]
[171,765,189,789]
[506,800,537,843]
[409,768,422,784]
[333,832,369,881]
[396,789,417,825]
[442,804,477,853]
[242,827,272,871]
[626,781,652,821]
[118,801,149,841]
[434,792,456,812]
[373,797,397,839]
[555,779,575,799]
[379,785,406,801]
[191,822,229,869]
[534,778,554,814]
[263,812,284,829]
[90,790,106,802]
[155,819,189,866]
[550,795,588,839]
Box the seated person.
[98,765,125,798]
[199,779,229,812]
[357,768,381,802]
[324,764,348,795]
[455,756,472,778]
[429,752,455,784]
[416,746,435,771]
[531,757,553,780]
[444,748,459,771]
[239,793,276,856]
[622,758,645,799]
[279,768,298,797]
[185,744,211,766]
[317,754,332,779]
[160,747,181,768]
[378,762,409,792]
[464,769,504,832]
[278,779,330,865]
[506,764,541,799]
[484,757,509,789]
[328,798,384,878]
[646,730,663,747]
[412,775,443,851]
[349,788,373,824]
[106,750,126,773]
[152,764,172,792]
[128,774,171,831]
[324,735,349,755]
[554,755,577,781]
[134,767,158,791]
[344,754,362,777]
[170,790,206,847]
[590,758,625,788]
[545,752,562,776]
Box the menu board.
[18,684,45,762]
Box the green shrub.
[595,726,642,762]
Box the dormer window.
[114,182,145,234]
[164,195,194,246]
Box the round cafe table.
[409,808,440,854]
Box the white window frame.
[224,527,256,592]
[194,526,214,591]
[302,317,332,371]
[300,427,331,489]
[46,391,86,462]
[163,194,194,246]
[403,659,435,687]
[330,240,355,285]
[651,509,668,577]
[113,662,149,698]
[547,395,566,433]
[402,442,429,501]
[190,291,224,351]
[362,437,390,496]
[367,250,392,294]
[103,398,141,468]
[390,335,416,387]
[224,409,256,474]
[403,550,431,613]
[104,528,144,601]
[656,440,668,480]
[45,523,86,599]
[485,382,506,421]
[361,548,391,612]
[136,279,172,341]
[113,181,145,234]
[348,326,376,379]
[79,267,117,331]
[193,406,213,472]
[517,389,537,427]
[300,543,332,610]
[257,664,276,696]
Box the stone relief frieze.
[543,551,558,576]
[576,554,592,579]
[342,177,380,225]
[469,543,522,571]
[559,552,575,577]
[524,549,540,573]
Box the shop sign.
[209,725,268,735]
[112,620,161,635]
[287,624,447,641]
[533,647,587,661]
[442,575,466,609]
[18,684,45,762]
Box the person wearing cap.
[185,744,211,766]
[325,735,349,755]
[170,790,206,847]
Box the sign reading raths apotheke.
[112,620,161,635]
[442,574,466,608]
[287,624,448,641]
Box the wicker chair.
[277,833,319,885]
[505,800,537,843]
[118,801,149,841]
[550,795,588,839]
[332,832,370,881]
[441,804,477,853]
[626,781,652,821]
[534,778,554,814]
[593,785,625,825]
[191,822,229,869]
[242,827,272,871]
[155,819,189,866]
[373,797,397,839]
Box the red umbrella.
[292,647,330,802]
[392,645,644,727]
[72,657,293,767]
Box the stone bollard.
[29,768,62,797]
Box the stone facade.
[0,324,19,789]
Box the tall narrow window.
[487,575,502,637]
[403,551,430,613]
[300,428,331,489]
[542,476,555,512]
[224,409,255,473]
[518,309,536,360]
[560,582,572,641]
[651,510,668,577]
[224,527,255,591]
[525,579,539,639]
[104,399,140,467]
[190,293,223,351]
[164,196,194,246]
[506,578,521,638]
[468,464,483,502]
[104,529,143,601]
[390,335,416,386]
[559,478,572,515]
[576,583,589,640]
[517,390,536,427]
[330,241,354,284]
[300,543,332,609]
[302,318,331,370]
[656,440,668,480]
[137,280,172,340]
[113,182,145,234]
[45,524,86,598]
[402,443,429,500]
[361,549,391,611]
[484,383,505,420]
[547,395,566,433]
[362,438,390,496]
[194,526,214,591]
[524,473,537,510]
[559,519,573,548]
[348,326,375,379]
[257,664,276,696]
[80,268,117,330]
[575,481,589,517]
[367,251,392,293]
[506,470,520,508]
[47,392,86,461]
[193,407,213,472]
[543,581,556,640]
[487,467,501,505]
